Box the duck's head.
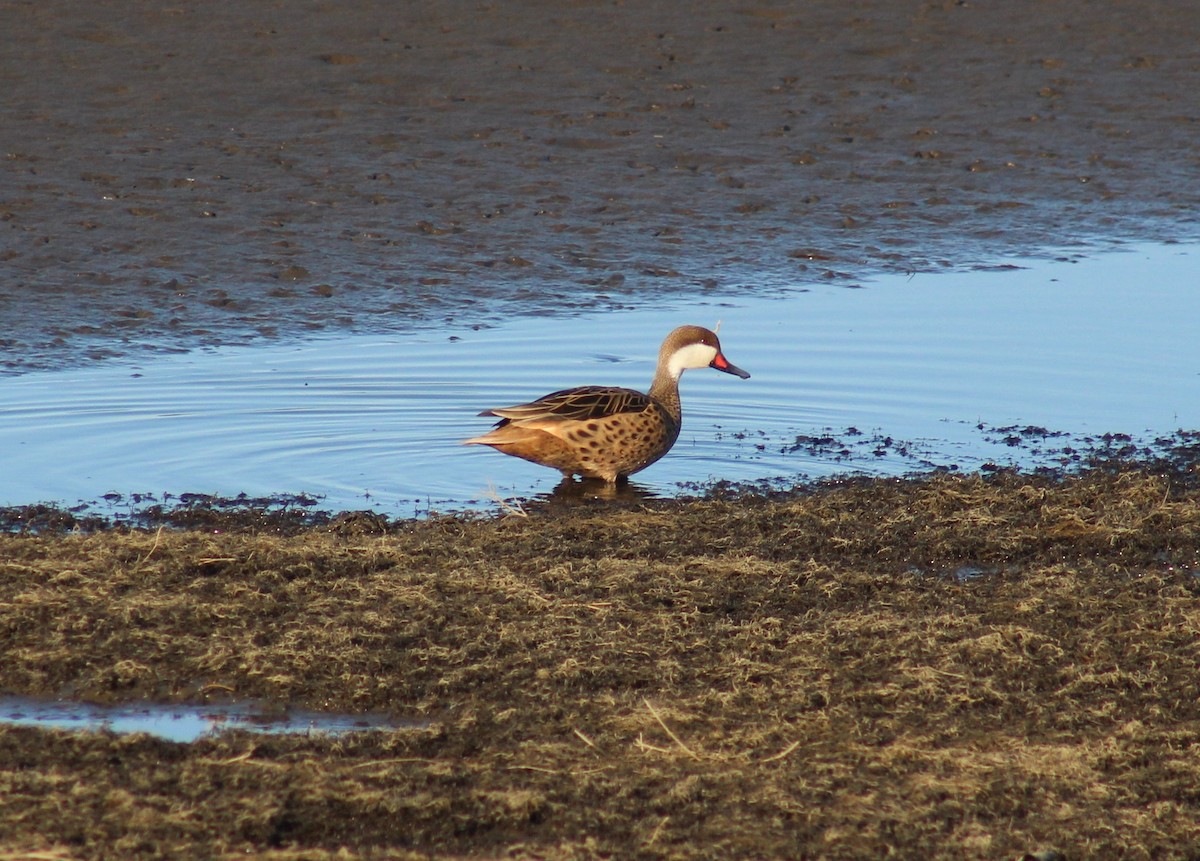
[661,325,751,381]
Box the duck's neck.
[648,370,682,425]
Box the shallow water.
[1,241,1197,515]
[0,696,407,743]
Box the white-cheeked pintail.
[462,325,750,481]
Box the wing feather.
[482,386,652,424]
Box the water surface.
[0,241,1196,514]
[0,696,408,743]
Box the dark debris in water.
[715,425,1200,495]
[780,426,934,465]
[983,423,1071,447]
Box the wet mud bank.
[2,466,1200,858]
[5,0,1200,371]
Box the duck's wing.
[481,386,652,424]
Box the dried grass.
[1,469,1199,858]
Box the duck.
[462,325,750,481]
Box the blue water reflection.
[0,696,409,743]
[0,241,1196,514]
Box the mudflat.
[2,467,1199,858]
[4,0,1200,371]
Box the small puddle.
[0,696,420,743]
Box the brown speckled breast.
[556,400,680,480]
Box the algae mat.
[2,469,1200,859]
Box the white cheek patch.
[667,342,719,378]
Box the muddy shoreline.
[5,0,1200,372]
[5,2,1200,857]
[3,466,1200,858]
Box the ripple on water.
[0,242,1197,514]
